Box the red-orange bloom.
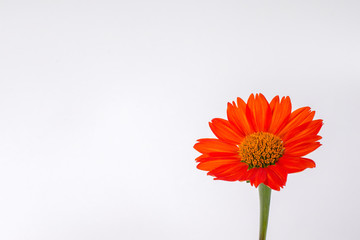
[194,94,323,191]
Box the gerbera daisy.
[194,93,323,191]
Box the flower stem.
[258,183,271,240]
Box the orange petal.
[283,119,323,144]
[208,163,248,181]
[284,135,322,148]
[269,96,292,134]
[194,138,239,154]
[253,94,272,132]
[248,167,267,187]
[227,102,248,137]
[277,157,315,174]
[195,153,240,163]
[277,107,313,137]
[269,95,279,111]
[213,164,249,181]
[245,94,257,132]
[209,118,244,144]
[284,142,321,157]
[233,97,254,135]
[264,165,287,191]
[197,159,241,171]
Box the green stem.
[258,183,271,240]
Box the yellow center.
[238,132,284,168]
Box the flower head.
[194,94,323,190]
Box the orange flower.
[194,94,323,191]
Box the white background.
[0,1,359,239]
